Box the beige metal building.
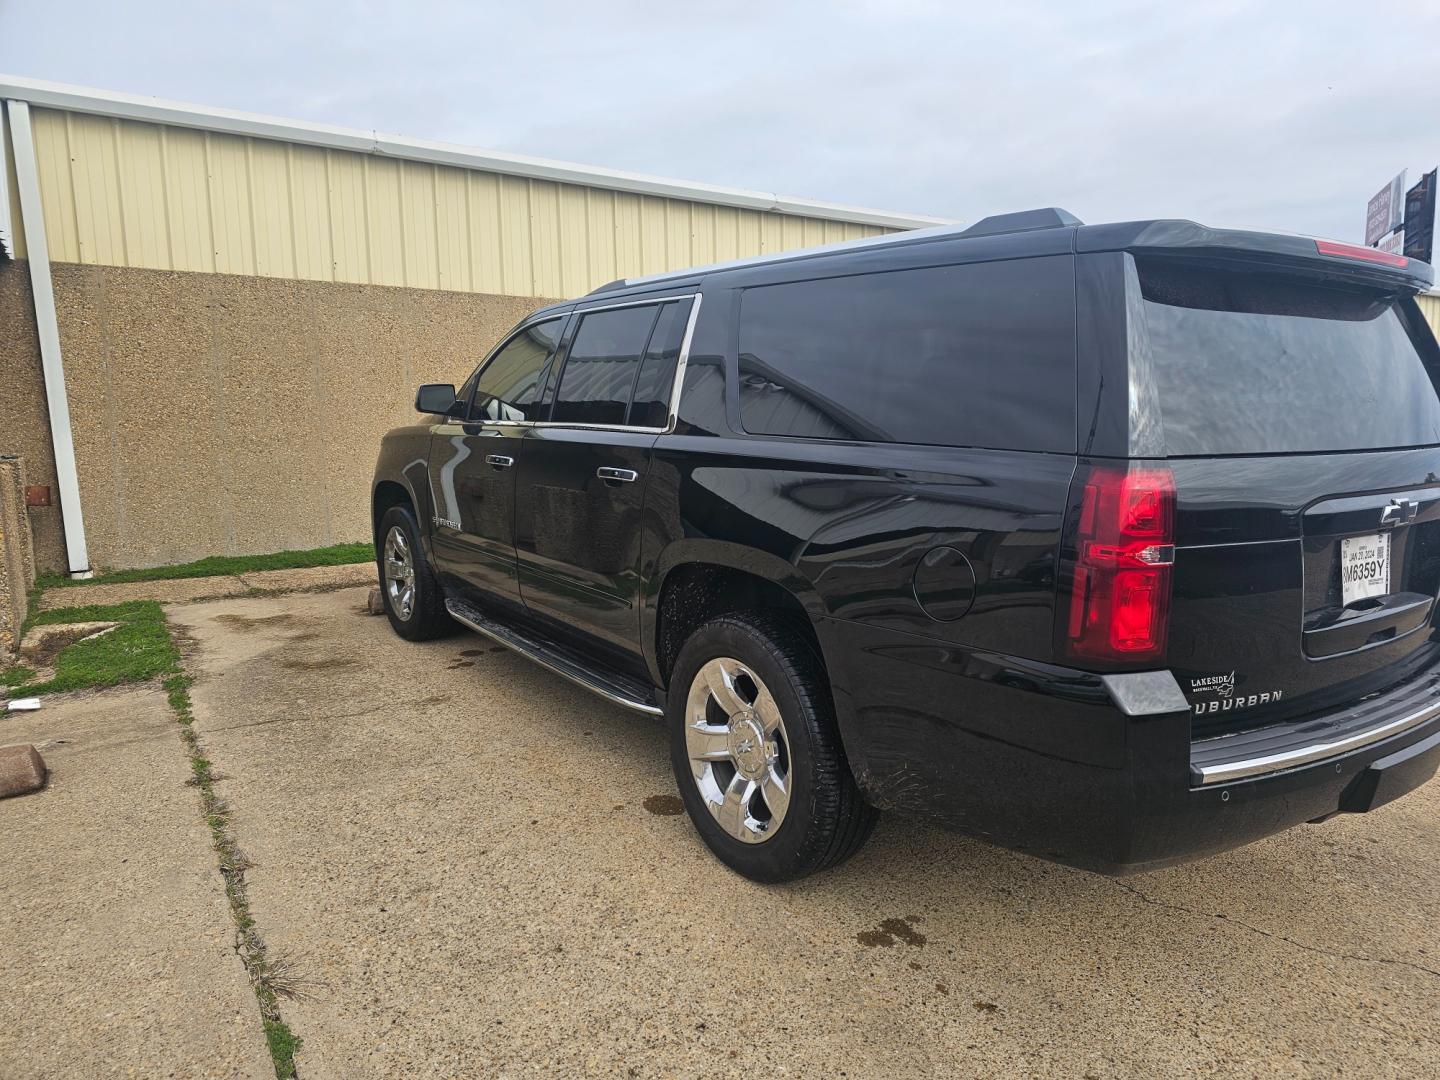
[0,77,947,574]
[1420,293,1440,336]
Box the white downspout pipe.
[5,99,91,578]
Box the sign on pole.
[1366,171,1407,247]
[1403,170,1436,265]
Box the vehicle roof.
[523,207,1434,318]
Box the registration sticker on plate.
[1341,532,1391,607]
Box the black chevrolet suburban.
[371,207,1440,882]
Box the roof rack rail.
[582,209,1074,297]
[586,278,630,295]
[959,207,1082,239]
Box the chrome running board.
[445,598,663,716]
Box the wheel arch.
[644,539,830,690]
[372,479,415,544]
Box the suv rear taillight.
[1065,464,1176,663]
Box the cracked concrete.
[0,685,272,1078]
[1108,877,1440,982]
[163,586,1440,1079]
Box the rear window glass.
[736,256,1076,451]
[1139,263,1440,456]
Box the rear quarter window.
[735,255,1077,452]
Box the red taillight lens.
[1065,465,1175,663]
[1315,238,1408,269]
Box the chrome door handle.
[485,454,515,469]
[596,467,639,483]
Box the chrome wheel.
[684,657,791,844]
[383,525,416,621]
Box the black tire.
[667,612,878,883]
[376,505,454,641]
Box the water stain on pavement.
[856,916,927,948]
[281,656,359,672]
[643,795,685,816]
[216,612,297,632]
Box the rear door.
[428,316,566,607]
[514,296,693,654]
[1112,254,1440,737]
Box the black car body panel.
[374,210,1440,873]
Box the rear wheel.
[378,505,453,641]
[667,612,877,882]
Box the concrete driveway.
[150,586,1439,1079]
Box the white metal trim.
[0,75,953,231]
[5,99,90,576]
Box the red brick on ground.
[0,744,46,798]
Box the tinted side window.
[736,256,1076,451]
[552,304,661,425]
[627,300,690,428]
[473,318,564,422]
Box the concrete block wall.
[0,456,36,657]
[6,259,555,571]
[0,263,63,572]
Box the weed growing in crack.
[264,1019,304,1073]
[162,633,304,1079]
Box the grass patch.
[165,652,304,1078]
[39,541,374,589]
[2,664,35,688]
[8,601,178,697]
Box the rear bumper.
[818,617,1440,874]
[1122,712,1440,874]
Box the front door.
[515,297,692,653]
[428,315,567,608]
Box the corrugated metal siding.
[2,107,25,259]
[23,107,890,297]
[1417,293,1440,338]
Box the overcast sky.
[3,1,1437,242]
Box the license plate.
[1341,532,1391,606]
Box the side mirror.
[415,383,457,415]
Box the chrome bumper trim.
[1195,699,1440,785]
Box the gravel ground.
[157,587,1440,1080]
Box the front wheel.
[377,505,454,641]
[667,612,878,882]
